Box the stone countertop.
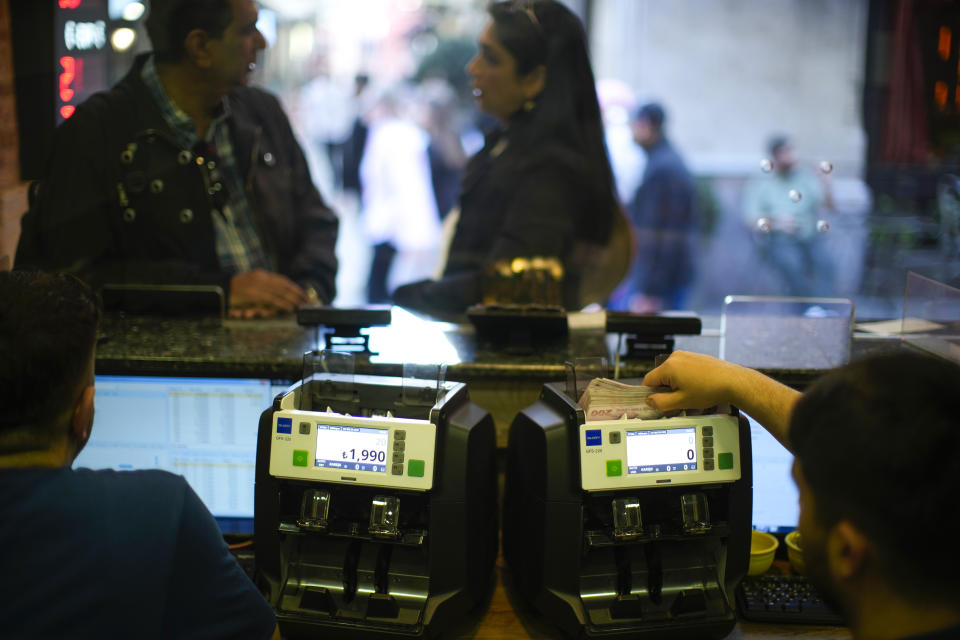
[94,311,648,382]
[96,314,312,378]
[94,311,904,388]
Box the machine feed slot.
[612,497,644,541]
[298,490,331,532]
[369,496,400,539]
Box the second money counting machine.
[255,369,497,638]
[503,381,752,639]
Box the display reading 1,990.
[626,427,697,474]
[315,425,388,473]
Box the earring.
[523,99,535,112]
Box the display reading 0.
[625,427,697,474]
[315,424,388,473]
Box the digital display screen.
[76,375,292,531]
[626,427,697,474]
[315,424,388,473]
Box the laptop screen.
[74,375,293,533]
[747,412,799,533]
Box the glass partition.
[245,0,959,322]
[20,1,957,324]
[720,296,855,370]
[901,271,960,364]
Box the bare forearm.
[725,365,801,452]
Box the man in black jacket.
[16,0,338,318]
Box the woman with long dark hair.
[393,0,627,314]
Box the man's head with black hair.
[0,272,100,462]
[766,133,796,174]
[146,0,234,64]
[634,102,665,131]
[789,351,960,615]
[145,0,266,97]
[631,101,667,150]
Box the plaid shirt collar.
[141,55,231,147]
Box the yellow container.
[785,530,804,575]
[748,530,779,576]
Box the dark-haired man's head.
[789,352,960,620]
[767,134,796,175]
[631,102,665,150]
[0,272,100,466]
[146,0,266,93]
[147,0,232,64]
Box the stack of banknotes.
[578,378,670,422]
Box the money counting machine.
[255,371,497,638]
[503,382,752,639]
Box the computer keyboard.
[737,575,846,625]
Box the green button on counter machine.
[606,459,622,477]
[255,369,497,639]
[503,381,753,639]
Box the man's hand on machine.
[644,350,801,451]
[229,269,310,319]
[642,351,743,412]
